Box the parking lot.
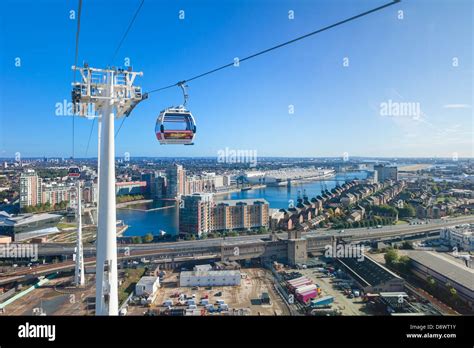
[298,268,368,315]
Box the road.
[1,215,472,286]
[30,215,474,256]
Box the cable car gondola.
[68,166,80,178]
[155,83,196,145]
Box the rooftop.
[337,255,401,288]
[180,270,241,277]
[136,276,159,287]
[406,251,474,290]
[116,181,146,187]
[217,198,269,206]
[0,212,62,226]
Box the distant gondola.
[68,166,80,178]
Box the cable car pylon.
[74,179,85,287]
[72,64,145,315]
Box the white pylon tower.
[74,180,85,286]
[72,64,145,315]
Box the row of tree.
[183,227,269,240]
[130,233,154,244]
[116,194,145,204]
[332,217,395,230]
[22,201,68,213]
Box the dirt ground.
[0,275,95,316]
[1,267,290,316]
[128,268,289,316]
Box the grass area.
[118,267,146,304]
[395,220,408,225]
[436,196,455,204]
[57,222,76,229]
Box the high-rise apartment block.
[179,193,269,237]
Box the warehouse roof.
[181,270,241,277]
[337,255,401,288]
[406,251,474,290]
[136,276,159,287]
[0,212,61,227]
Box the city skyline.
[0,0,472,159]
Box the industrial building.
[179,270,241,287]
[336,255,404,293]
[135,276,160,297]
[406,251,474,310]
[241,168,335,186]
[441,225,474,251]
[0,211,61,241]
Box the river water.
[116,171,367,237]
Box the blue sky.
[0,0,472,159]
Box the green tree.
[427,276,436,289]
[143,233,154,243]
[384,248,399,265]
[131,236,142,244]
[398,204,415,218]
[397,255,411,273]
